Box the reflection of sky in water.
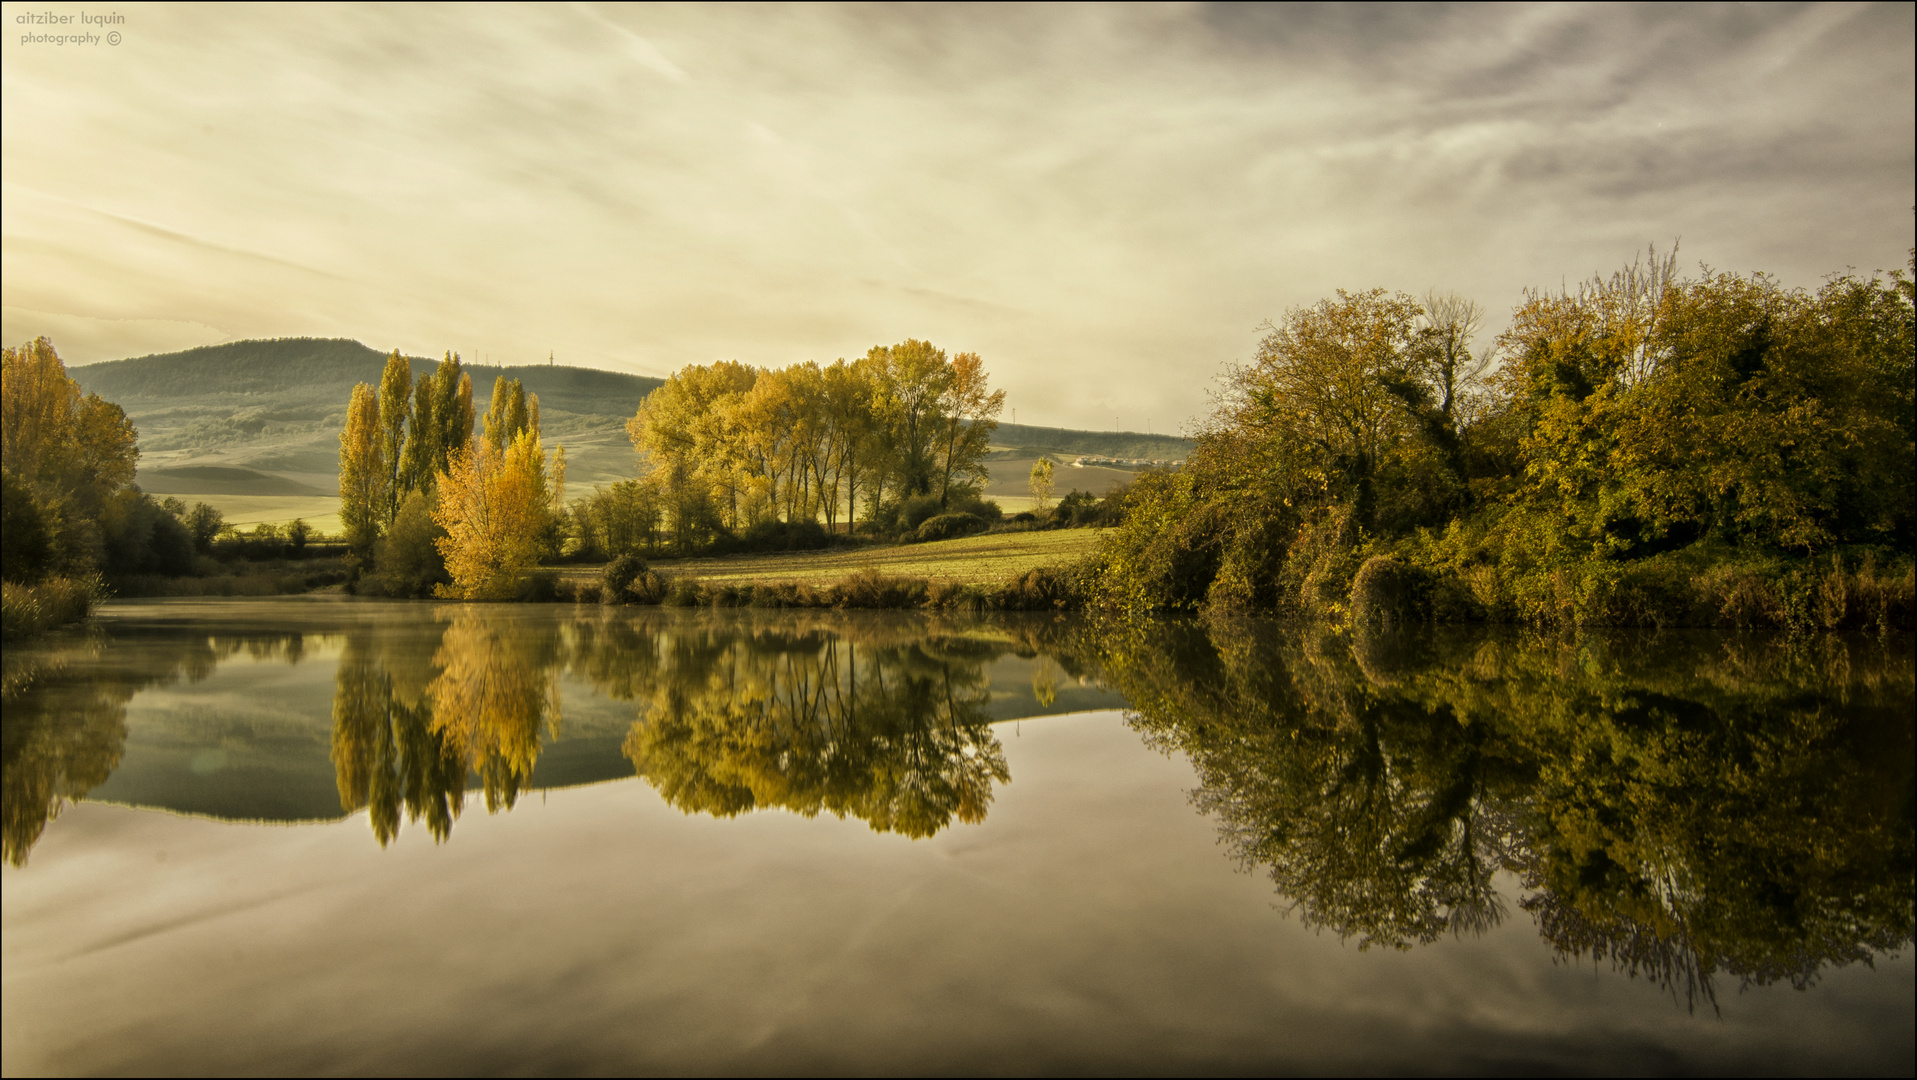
[88,648,347,821]
[7,713,1911,1075]
[59,602,1128,825]
[2,599,1910,1074]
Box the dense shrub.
[1,472,52,583]
[1347,556,1431,630]
[101,491,196,579]
[916,512,985,543]
[830,569,929,608]
[897,494,944,533]
[735,518,832,552]
[1052,485,1130,528]
[1087,255,1916,626]
[949,495,1003,522]
[514,570,560,602]
[601,554,670,604]
[368,490,449,597]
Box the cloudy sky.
[3,3,1911,431]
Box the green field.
[983,455,1137,503]
[620,528,1105,585]
[178,495,344,534]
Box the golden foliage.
[2,336,139,502]
[432,429,559,599]
[337,382,385,555]
[626,341,1002,543]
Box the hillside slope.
[72,338,665,490]
[69,337,1192,519]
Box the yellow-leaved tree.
[432,427,561,599]
[338,382,386,558]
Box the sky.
[2,3,1912,432]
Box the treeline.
[1,340,215,634]
[1,338,355,631]
[337,349,573,600]
[602,339,1004,555]
[1092,251,1916,628]
[337,338,1013,596]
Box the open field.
[982,455,1138,503]
[597,528,1106,585]
[169,494,344,534]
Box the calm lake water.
[3,598,1911,1075]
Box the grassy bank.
[572,564,1087,612]
[111,554,353,598]
[1,577,98,641]
[567,528,1104,587]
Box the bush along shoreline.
[1,576,100,642]
[570,554,1087,613]
[1082,252,1916,631]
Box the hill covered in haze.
[72,338,666,493]
[70,337,1194,504]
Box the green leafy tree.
[377,350,412,527]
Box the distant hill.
[69,337,1191,511]
[71,337,666,492]
[74,337,665,419]
[991,423,1193,462]
[138,465,333,497]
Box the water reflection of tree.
[1099,619,1915,1007]
[569,611,1012,838]
[331,608,563,844]
[328,609,1022,844]
[2,630,307,865]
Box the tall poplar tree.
[376,350,411,526]
[430,353,473,477]
[483,377,532,452]
[398,368,438,495]
[339,382,386,557]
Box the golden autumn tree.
[432,427,562,599]
[482,376,532,452]
[2,338,138,507]
[627,360,758,544]
[1029,458,1055,512]
[3,337,141,580]
[432,353,474,477]
[933,350,1005,506]
[338,382,386,557]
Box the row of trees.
[339,338,1005,591]
[623,339,1004,550]
[1096,249,1916,623]
[338,350,566,598]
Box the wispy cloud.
[3,2,1910,430]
